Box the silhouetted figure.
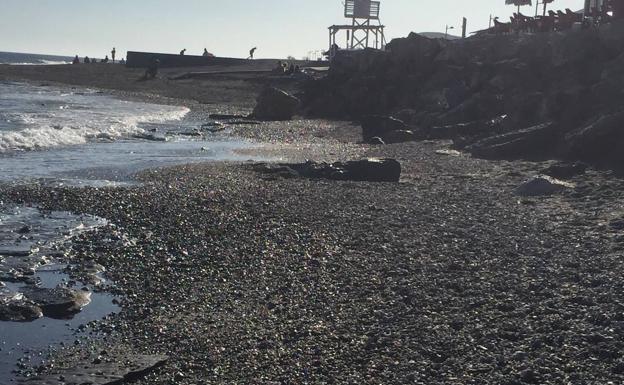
[180,49,186,56]
[102,55,109,63]
[120,58,126,65]
[248,47,257,59]
[72,55,80,65]
[144,58,160,79]
[84,56,91,64]
[111,47,116,63]
[203,48,209,57]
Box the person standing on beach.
[180,49,186,56]
[248,47,257,59]
[111,47,116,63]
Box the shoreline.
[2,65,624,384]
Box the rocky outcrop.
[251,87,300,121]
[466,122,559,160]
[563,111,624,167]
[301,24,624,169]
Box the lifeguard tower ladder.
[328,0,386,59]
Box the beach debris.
[251,87,299,121]
[254,158,402,182]
[21,354,168,385]
[515,175,574,196]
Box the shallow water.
[0,205,119,381]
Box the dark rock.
[21,354,168,385]
[564,111,624,168]
[17,225,31,234]
[466,122,559,160]
[383,130,416,144]
[23,287,91,319]
[519,369,540,384]
[542,162,588,179]
[208,113,248,120]
[610,219,624,231]
[361,115,408,142]
[386,33,442,72]
[515,175,573,196]
[0,300,43,322]
[251,87,299,121]
[252,164,300,179]
[255,159,402,183]
[340,159,401,182]
[369,137,386,145]
[133,132,167,142]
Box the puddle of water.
[0,205,119,382]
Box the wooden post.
[462,17,467,38]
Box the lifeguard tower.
[328,0,386,59]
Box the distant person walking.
[111,47,116,63]
[72,55,80,65]
[203,48,209,57]
[248,47,257,59]
[180,49,186,56]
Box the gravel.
[1,123,624,384]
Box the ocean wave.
[0,83,190,153]
[0,108,189,153]
[6,60,71,66]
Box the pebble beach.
[1,63,624,384]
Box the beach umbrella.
[506,0,533,13]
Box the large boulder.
[466,122,559,160]
[563,111,624,168]
[339,158,402,182]
[386,33,442,72]
[251,87,300,121]
[255,159,402,183]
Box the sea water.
[0,81,258,183]
[0,51,73,65]
[0,80,263,381]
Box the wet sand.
[1,64,624,384]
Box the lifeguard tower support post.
[328,0,386,60]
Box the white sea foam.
[0,82,190,152]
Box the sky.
[0,0,586,59]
